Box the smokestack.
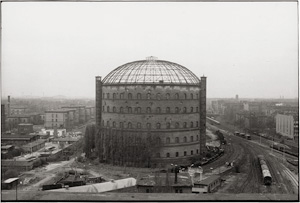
[7,96,11,115]
[199,76,207,155]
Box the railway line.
[207,122,298,195]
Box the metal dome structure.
[102,56,200,85]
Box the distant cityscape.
[1,57,298,201]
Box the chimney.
[7,95,11,115]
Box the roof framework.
[103,57,200,85]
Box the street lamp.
[170,164,180,184]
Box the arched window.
[196,121,199,127]
[137,107,141,113]
[191,150,194,155]
[197,149,199,154]
[175,137,179,143]
[102,120,104,126]
[113,93,116,99]
[156,107,161,113]
[190,122,194,128]
[106,93,110,99]
[137,122,141,128]
[166,107,170,113]
[147,93,151,99]
[183,122,187,128]
[146,107,151,113]
[156,153,160,158]
[184,136,187,142]
[196,94,199,99]
[128,93,132,100]
[166,137,170,143]
[113,122,116,127]
[197,135,199,140]
[106,121,110,127]
[175,107,179,113]
[175,93,179,99]
[128,107,132,113]
[191,136,194,142]
[137,93,142,99]
[190,93,193,99]
[183,107,187,113]
[120,107,124,113]
[166,153,170,158]
[120,93,124,99]
[120,122,124,128]
[176,152,179,157]
[156,93,161,100]
[156,137,161,145]
[184,93,187,99]
[156,123,161,129]
[166,122,171,129]
[128,122,132,129]
[184,151,187,156]
[166,93,170,100]
[175,122,180,128]
[107,106,110,112]
[190,107,193,113]
[113,106,116,113]
[196,107,199,112]
[147,123,151,129]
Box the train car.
[240,133,246,138]
[207,117,220,125]
[262,170,272,185]
[245,134,251,140]
[258,155,272,186]
[269,143,298,157]
[234,131,240,136]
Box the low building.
[44,110,74,130]
[192,175,221,193]
[137,172,193,193]
[18,123,34,134]
[2,178,19,190]
[6,115,31,130]
[276,113,299,140]
[10,106,27,115]
[52,137,79,145]
[1,159,36,171]
[1,134,40,146]
[41,128,66,137]
[22,139,46,153]
[61,106,86,125]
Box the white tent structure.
[48,178,136,193]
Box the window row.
[103,121,199,129]
[103,106,199,114]
[158,149,199,158]
[165,135,199,143]
[103,92,199,100]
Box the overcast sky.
[1,2,298,99]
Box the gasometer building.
[95,56,206,167]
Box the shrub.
[77,156,84,163]
[3,170,19,179]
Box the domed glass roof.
[103,56,200,85]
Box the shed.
[193,175,221,193]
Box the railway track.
[236,142,261,193]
